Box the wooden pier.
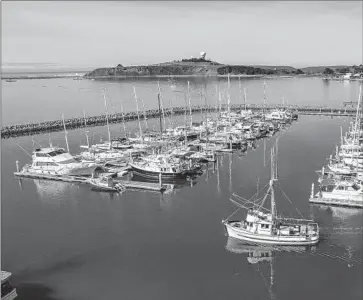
[2,104,359,139]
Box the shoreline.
[2,74,316,81]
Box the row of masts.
[65,77,273,153]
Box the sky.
[1,1,362,68]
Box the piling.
[311,183,314,199]
[159,172,162,188]
[15,160,19,172]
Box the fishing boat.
[1,271,17,300]
[223,147,319,245]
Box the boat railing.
[276,217,316,225]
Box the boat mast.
[187,81,192,128]
[227,73,231,124]
[157,91,163,135]
[204,81,208,124]
[270,148,276,222]
[244,87,247,111]
[120,102,127,137]
[263,81,267,119]
[61,113,70,153]
[157,81,166,131]
[141,98,149,131]
[133,85,143,141]
[218,87,222,116]
[83,110,90,148]
[102,89,112,150]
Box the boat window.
[57,159,76,164]
[1,281,14,296]
[172,168,176,172]
[36,162,58,166]
[351,184,360,191]
[36,153,47,157]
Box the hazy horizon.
[2,1,362,68]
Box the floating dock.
[1,104,358,139]
[309,197,363,208]
[116,180,174,192]
[14,172,89,183]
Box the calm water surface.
[2,77,361,125]
[1,77,362,300]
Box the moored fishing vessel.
[223,147,319,245]
[129,155,191,179]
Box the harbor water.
[1,77,362,300]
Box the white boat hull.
[224,222,319,246]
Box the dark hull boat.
[129,162,187,180]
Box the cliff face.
[84,61,301,78]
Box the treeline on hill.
[216,66,304,75]
[85,63,306,77]
[323,64,363,75]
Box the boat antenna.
[102,89,112,150]
[61,113,70,153]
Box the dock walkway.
[309,197,363,208]
[116,180,174,192]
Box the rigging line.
[277,185,305,219]
[233,181,270,202]
[15,142,32,157]
[224,207,241,222]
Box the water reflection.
[310,204,363,265]
[33,179,72,205]
[225,238,313,300]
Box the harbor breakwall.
[1,104,356,139]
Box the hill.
[84,59,359,78]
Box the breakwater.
[1,104,357,139]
